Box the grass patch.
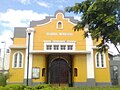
[0,84,120,90]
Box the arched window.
[57,21,63,29]
[95,52,106,68]
[13,51,23,68]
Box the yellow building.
[8,10,111,86]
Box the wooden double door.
[49,58,70,86]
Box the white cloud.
[13,0,31,5]
[0,9,48,28]
[0,9,48,48]
[74,16,81,21]
[54,0,67,3]
[0,30,13,49]
[37,1,50,8]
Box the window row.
[12,51,106,69]
[46,45,74,50]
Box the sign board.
[32,67,40,79]
[46,32,73,36]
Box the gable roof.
[30,10,79,27]
[14,27,27,38]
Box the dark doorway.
[49,58,69,86]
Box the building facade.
[8,10,111,86]
[0,48,10,73]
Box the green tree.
[66,0,120,53]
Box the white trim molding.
[30,50,91,54]
[28,54,33,79]
[86,33,95,79]
[37,12,77,26]
[10,45,26,49]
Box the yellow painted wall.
[93,50,111,82]
[72,54,87,82]
[14,38,26,46]
[32,54,46,83]
[33,13,86,50]
[8,49,26,83]
[93,38,102,46]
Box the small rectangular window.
[46,45,52,50]
[53,45,59,50]
[42,68,45,77]
[60,45,66,50]
[67,45,73,50]
[74,68,78,77]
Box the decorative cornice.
[30,50,91,54]
[10,45,26,49]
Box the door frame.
[46,53,72,86]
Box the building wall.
[8,49,26,83]
[72,54,87,82]
[32,54,46,83]
[13,38,26,46]
[93,50,111,83]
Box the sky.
[0,0,119,55]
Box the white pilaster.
[29,54,33,79]
[30,31,34,52]
[86,33,95,79]
[24,28,34,79]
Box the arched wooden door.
[49,58,69,86]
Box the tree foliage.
[66,0,120,53]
